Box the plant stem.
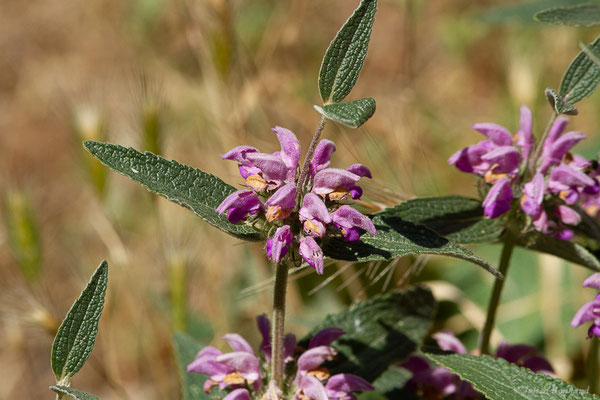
[295,116,327,203]
[271,259,290,386]
[478,228,517,355]
[589,336,599,395]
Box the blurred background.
[2,0,600,398]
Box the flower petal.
[521,172,545,216]
[273,126,301,182]
[583,273,600,290]
[448,141,493,174]
[298,375,328,400]
[216,352,260,381]
[245,153,288,185]
[310,139,336,175]
[223,389,252,400]
[472,123,513,146]
[216,190,262,223]
[331,205,377,237]
[516,105,534,160]
[267,183,297,210]
[556,205,581,226]
[482,178,513,218]
[284,333,297,363]
[299,236,324,274]
[480,146,521,174]
[223,333,255,355]
[297,345,337,375]
[571,298,600,327]
[312,168,360,196]
[548,164,595,192]
[540,131,586,173]
[326,374,374,396]
[309,327,346,348]
[267,225,293,263]
[222,146,258,163]
[432,331,467,354]
[257,314,271,359]
[346,164,372,178]
[299,193,332,224]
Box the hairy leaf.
[50,386,100,400]
[306,287,435,383]
[535,3,600,26]
[314,97,376,128]
[479,0,590,24]
[545,88,579,115]
[319,0,377,103]
[51,261,108,382]
[84,141,262,242]
[426,352,599,400]
[559,35,600,106]
[173,332,215,400]
[380,196,505,244]
[517,231,600,271]
[323,213,501,278]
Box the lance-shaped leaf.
[425,352,600,400]
[535,3,600,26]
[323,214,502,278]
[314,97,376,128]
[173,332,215,400]
[51,261,108,382]
[305,287,435,383]
[50,386,100,400]
[517,231,600,271]
[84,141,262,242]
[558,35,600,106]
[319,0,377,104]
[379,196,505,244]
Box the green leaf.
[314,97,376,128]
[558,35,600,106]
[517,231,600,271]
[535,2,600,26]
[306,287,435,383]
[50,386,100,400]
[479,0,591,24]
[425,352,599,400]
[319,0,377,104]
[172,332,215,400]
[545,88,579,115]
[84,141,262,242]
[380,196,505,244]
[323,213,502,278]
[580,41,600,67]
[51,261,108,382]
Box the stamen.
[329,185,350,201]
[223,371,247,385]
[307,367,330,381]
[304,219,325,237]
[246,174,268,191]
[266,205,291,222]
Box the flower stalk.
[271,258,290,386]
[479,225,518,355]
[296,116,327,201]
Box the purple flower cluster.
[449,106,600,239]
[187,315,374,400]
[402,331,553,399]
[216,127,376,273]
[571,273,600,339]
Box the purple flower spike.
[472,123,514,146]
[299,236,324,274]
[299,193,332,237]
[521,172,545,216]
[297,375,329,400]
[312,168,360,199]
[432,331,467,354]
[309,327,346,348]
[583,273,600,290]
[216,190,263,223]
[272,126,301,182]
[325,374,374,399]
[516,105,534,161]
[223,388,252,400]
[310,139,336,175]
[482,177,513,218]
[266,225,293,263]
[266,184,297,221]
[331,205,376,242]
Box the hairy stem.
[589,336,599,395]
[479,228,517,355]
[295,116,327,203]
[271,259,290,386]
